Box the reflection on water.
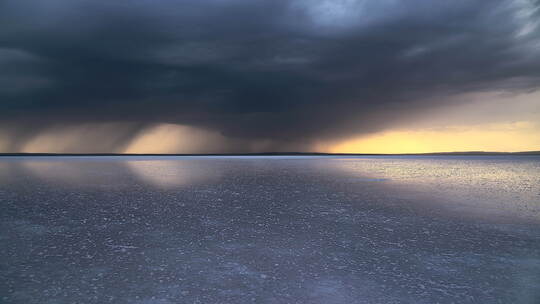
[328,156,540,220]
[126,159,221,189]
[21,160,128,185]
[1,156,539,304]
[2,157,222,190]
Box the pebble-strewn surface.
[1,156,539,304]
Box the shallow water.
[1,156,539,303]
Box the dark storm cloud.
[1,0,540,149]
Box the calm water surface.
[1,156,539,303]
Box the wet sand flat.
[1,156,539,303]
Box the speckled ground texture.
[1,156,540,304]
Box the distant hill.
[410,151,540,155]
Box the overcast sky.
[1,0,539,153]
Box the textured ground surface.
[1,156,539,303]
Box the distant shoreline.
[1,151,539,157]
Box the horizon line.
[1,151,540,157]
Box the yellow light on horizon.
[326,121,540,154]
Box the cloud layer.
[1,0,539,152]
